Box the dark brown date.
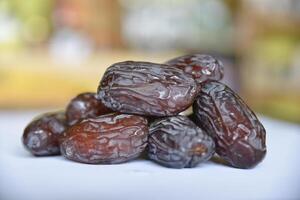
[193,81,266,169]
[166,54,224,84]
[98,61,197,116]
[148,115,215,168]
[66,92,112,126]
[22,111,67,156]
[60,113,148,164]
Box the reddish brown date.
[166,54,224,84]
[98,61,197,116]
[22,112,67,156]
[60,113,148,164]
[193,81,266,169]
[66,92,112,126]
[148,116,215,168]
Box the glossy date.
[98,61,197,116]
[193,81,266,169]
[60,113,148,164]
[166,54,224,84]
[66,92,112,126]
[148,115,215,168]
[22,111,67,156]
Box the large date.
[60,113,148,164]
[193,81,266,169]
[148,115,215,168]
[98,61,197,116]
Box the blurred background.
[0,0,299,123]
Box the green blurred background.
[0,0,299,123]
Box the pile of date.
[23,54,266,169]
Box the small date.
[193,81,266,169]
[166,54,224,84]
[60,113,148,164]
[66,92,112,126]
[22,111,67,156]
[148,115,215,168]
[98,61,197,116]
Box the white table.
[0,110,300,200]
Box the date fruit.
[98,61,197,116]
[148,115,215,168]
[22,112,67,156]
[60,113,148,164]
[66,92,112,126]
[193,81,266,169]
[166,54,224,84]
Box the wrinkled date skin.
[193,81,266,169]
[66,92,112,126]
[60,113,148,164]
[148,115,215,168]
[98,61,197,116]
[22,112,67,156]
[166,54,224,84]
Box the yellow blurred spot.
[23,16,49,43]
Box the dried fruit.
[22,112,67,156]
[60,113,148,164]
[166,54,224,84]
[148,115,215,168]
[193,81,266,169]
[98,61,197,116]
[66,92,112,126]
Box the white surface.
[0,110,300,200]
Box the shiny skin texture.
[193,81,266,169]
[148,116,215,168]
[66,92,112,126]
[166,54,224,84]
[60,113,148,164]
[22,112,67,156]
[98,61,197,116]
